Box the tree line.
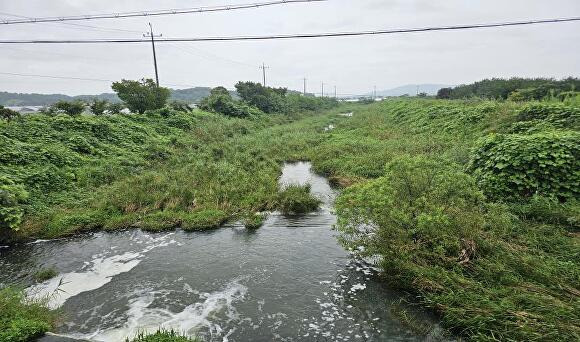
[436,77,579,101]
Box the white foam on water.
[81,280,248,342]
[27,233,176,309]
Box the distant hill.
[0,87,226,106]
[373,84,451,97]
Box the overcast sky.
[0,0,579,95]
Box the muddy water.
[0,162,441,341]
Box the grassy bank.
[1,98,578,340]
[326,100,579,341]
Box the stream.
[0,162,442,341]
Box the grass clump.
[181,209,228,231]
[34,268,58,283]
[242,212,268,229]
[276,184,321,215]
[0,287,58,341]
[127,330,199,342]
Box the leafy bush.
[45,100,86,116]
[199,89,261,118]
[0,105,20,121]
[469,132,579,201]
[0,176,29,232]
[0,288,57,342]
[89,99,108,115]
[276,184,321,214]
[516,102,579,128]
[336,156,486,271]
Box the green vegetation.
[330,100,579,341]
[439,77,580,101]
[112,78,171,114]
[0,105,20,121]
[0,288,58,342]
[33,268,58,283]
[0,76,578,340]
[127,330,200,342]
[276,184,321,215]
[243,212,268,229]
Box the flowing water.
[0,162,442,341]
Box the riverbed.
[0,162,441,341]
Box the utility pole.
[303,78,307,96]
[259,63,269,87]
[321,82,324,97]
[143,23,162,86]
[416,85,419,96]
[334,86,337,99]
[373,85,377,100]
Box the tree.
[0,105,20,121]
[107,102,125,114]
[199,86,260,118]
[436,87,452,99]
[89,99,108,115]
[111,78,170,114]
[234,81,286,113]
[48,100,86,116]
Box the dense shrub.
[276,184,321,214]
[516,102,579,128]
[0,105,20,121]
[0,176,29,232]
[0,288,57,342]
[199,91,261,118]
[89,99,108,115]
[45,100,86,116]
[469,132,579,201]
[336,156,486,271]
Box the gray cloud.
[0,0,578,95]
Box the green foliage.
[107,102,125,114]
[0,288,57,342]
[235,81,287,113]
[199,88,261,118]
[0,176,29,232]
[34,268,58,282]
[112,78,171,114]
[436,87,452,99]
[516,102,579,129]
[168,100,192,112]
[336,156,486,270]
[449,77,579,100]
[0,105,20,121]
[276,184,321,215]
[243,212,268,229]
[45,100,86,116]
[182,209,228,231]
[89,99,108,115]
[469,131,579,201]
[127,330,199,342]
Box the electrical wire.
[0,17,577,44]
[0,0,327,25]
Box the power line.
[0,11,142,34]
[0,71,199,89]
[0,0,326,25]
[1,17,577,44]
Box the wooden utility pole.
[321,82,324,97]
[303,78,307,96]
[334,86,337,98]
[144,23,162,86]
